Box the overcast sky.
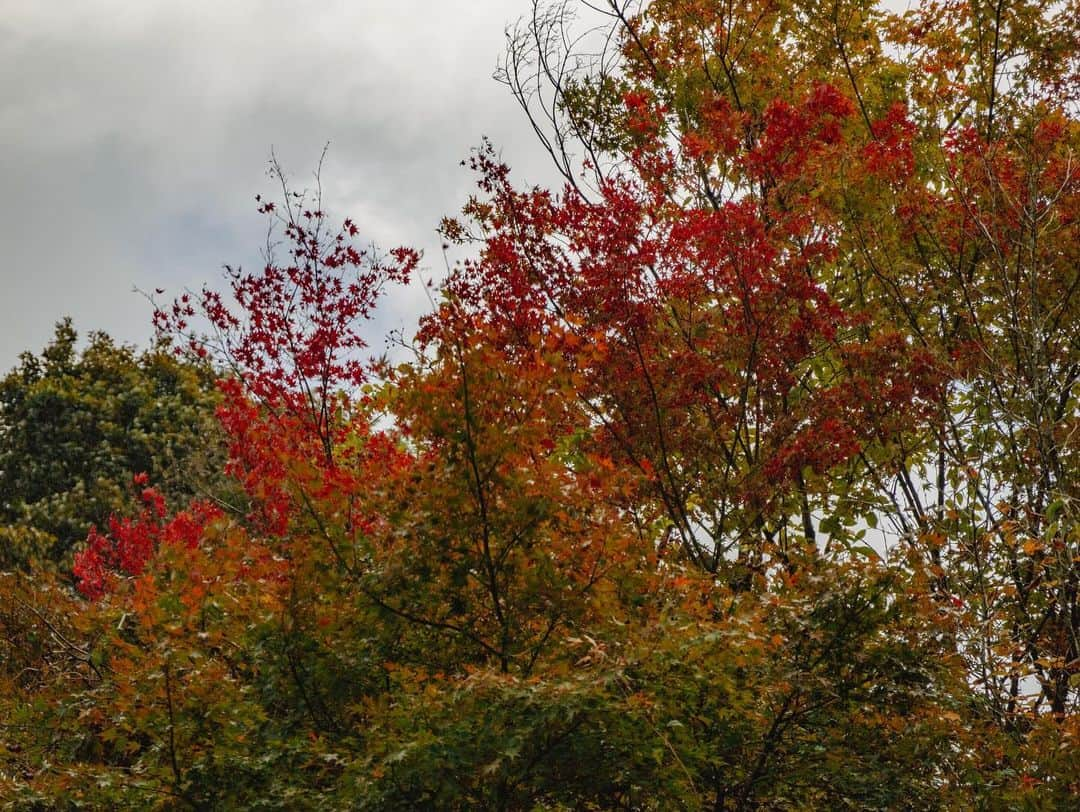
[0,0,562,370]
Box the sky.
[0,0,562,370]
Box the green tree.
[0,319,227,566]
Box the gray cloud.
[0,0,559,369]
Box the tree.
[448,0,1078,798]
[0,320,226,566]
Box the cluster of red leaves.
[863,103,918,184]
[215,373,414,537]
[73,474,222,599]
[743,83,855,182]
[154,200,418,444]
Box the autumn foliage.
[2,1,1079,808]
